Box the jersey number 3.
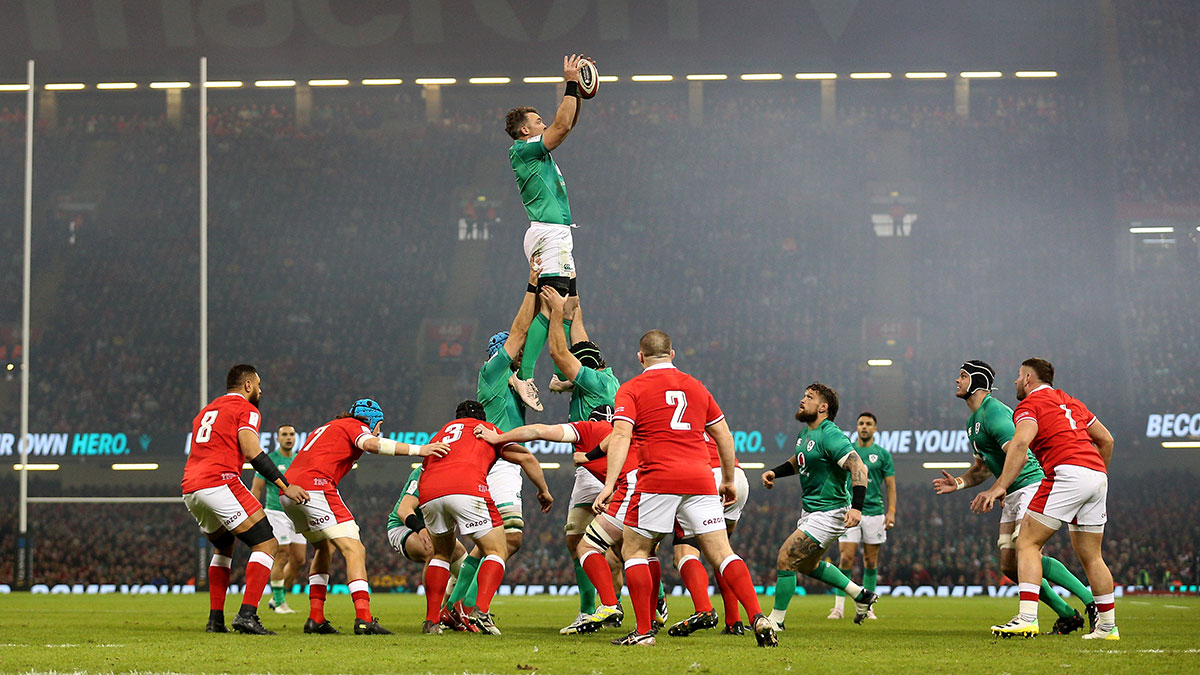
[666,391,691,430]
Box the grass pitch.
[0,593,1197,674]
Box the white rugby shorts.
[999,482,1039,525]
[712,466,750,522]
[280,489,360,542]
[524,222,576,277]
[420,494,503,538]
[1027,464,1108,531]
[796,507,849,549]
[387,525,421,562]
[839,513,887,545]
[265,508,300,546]
[625,491,725,539]
[571,466,604,508]
[183,480,262,534]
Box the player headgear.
[348,398,384,430]
[588,403,615,423]
[487,331,509,358]
[455,400,487,421]
[960,360,996,394]
[570,341,604,369]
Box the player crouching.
[419,401,553,635]
[282,398,450,635]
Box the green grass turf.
[0,593,1197,674]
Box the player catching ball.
[504,54,594,409]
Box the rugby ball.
[578,59,599,99]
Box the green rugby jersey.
[568,366,619,423]
[851,442,895,517]
[386,466,423,530]
[967,394,1043,493]
[793,419,855,513]
[509,136,572,225]
[477,349,526,432]
[262,449,295,511]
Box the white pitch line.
[1162,604,1190,609]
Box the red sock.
[308,573,329,623]
[648,557,662,601]
[424,560,451,622]
[718,555,763,617]
[714,567,741,625]
[581,550,619,606]
[349,578,372,622]
[208,554,232,612]
[241,551,273,611]
[625,559,654,634]
[678,555,713,613]
[474,555,506,613]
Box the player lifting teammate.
[419,401,553,635]
[975,359,1119,640]
[250,424,307,615]
[281,398,449,635]
[504,54,592,409]
[934,361,1097,635]
[536,288,621,633]
[181,364,310,635]
[762,383,878,629]
[596,330,777,647]
[828,412,895,621]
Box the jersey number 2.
[666,391,691,430]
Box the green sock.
[658,581,666,601]
[447,556,480,606]
[555,319,571,380]
[833,566,852,597]
[574,559,597,614]
[1040,579,1075,618]
[811,561,862,598]
[773,571,797,611]
[271,581,285,606]
[1042,556,1094,604]
[863,568,878,592]
[519,313,550,379]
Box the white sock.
[833,594,845,611]
[768,608,787,624]
[1094,593,1115,626]
[844,581,863,600]
[1018,582,1040,621]
[270,579,284,589]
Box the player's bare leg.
[992,514,1057,637]
[694,529,775,646]
[269,541,305,613]
[1069,529,1118,639]
[303,540,340,634]
[997,521,1082,633]
[778,529,876,626]
[571,515,625,633]
[226,510,278,635]
[830,541,858,619]
[466,526,511,635]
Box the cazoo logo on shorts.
[222,511,244,526]
[1145,413,1200,438]
[702,517,723,526]
[463,518,489,529]
[308,514,332,527]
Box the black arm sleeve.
[851,485,867,511]
[404,512,425,532]
[249,452,288,487]
[772,461,798,478]
[584,447,606,462]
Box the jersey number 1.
[666,391,691,430]
[1059,405,1078,429]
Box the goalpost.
[14,57,213,591]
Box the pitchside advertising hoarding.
[6,412,1193,460]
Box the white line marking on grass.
[1163,604,1190,609]
[1127,601,1150,605]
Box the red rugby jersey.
[182,393,261,494]
[613,363,723,495]
[418,418,510,504]
[568,419,638,482]
[1012,385,1106,475]
[285,417,375,490]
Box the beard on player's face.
[795,408,818,423]
[249,390,261,407]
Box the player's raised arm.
[239,428,309,504]
[356,427,450,458]
[500,444,554,512]
[972,420,1038,513]
[501,262,543,360]
[474,421,571,446]
[541,55,585,151]
[1087,419,1115,468]
[540,287,582,382]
